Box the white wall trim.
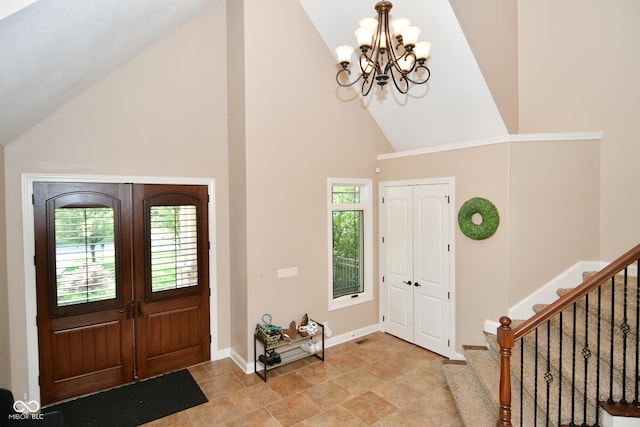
[508,261,607,320]
[483,259,638,336]
[377,132,604,160]
[21,173,218,403]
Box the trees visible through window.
[55,207,116,306]
[150,205,199,292]
[328,179,373,310]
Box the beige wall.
[517,0,640,260]
[377,144,510,348]
[0,145,10,389]
[240,0,392,362]
[377,138,600,349]
[507,140,600,305]
[226,0,249,362]
[449,0,519,134]
[3,3,230,399]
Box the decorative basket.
[256,324,281,347]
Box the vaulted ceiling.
[0,0,507,152]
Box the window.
[150,205,199,292]
[328,178,373,310]
[54,207,117,306]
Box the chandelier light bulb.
[335,45,354,65]
[391,18,411,37]
[355,27,375,48]
[401,26,421,47]
[414,41,432,60]
[359,17,378,31]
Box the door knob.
[414,282,421,287]
[137,300,144,317]
[402,280,412,286]
[119,302,131,319]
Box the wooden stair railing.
[496,243,640,427]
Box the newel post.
[497,316,514,427]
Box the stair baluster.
[558,311,564,427]
[607,276,615,406]
[520,338,524,425]
[534,328,539,426]
[571,302,577,426]
[620,269,629,406]
[582,294,590,426]
[595,287,602,427]
[545,321,551,427]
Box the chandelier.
[335,1,431,96]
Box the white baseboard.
[484,319,501,336]
[508,261,607,320]
[450,350,466,361]
[483,259,640,335]
[324,323,382,347]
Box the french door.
[34,182,210,404]
[382,183,451,357]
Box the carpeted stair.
[443,272,639,427]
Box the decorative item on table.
[298,313,320,337]
[256,313,282,347]
[298,313,309,337]
[279,321,298,344]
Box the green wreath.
[458,197,500,240]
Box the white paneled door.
[382,182,451,357]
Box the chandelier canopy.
[335,1,431,96]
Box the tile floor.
[144,332,464,426]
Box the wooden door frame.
[378,177,462,360]
[21,173,218,403]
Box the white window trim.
[327,177,373,311]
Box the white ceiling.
[0,0,507,152]
[299,0,507,152]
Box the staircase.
[443,244,640,427]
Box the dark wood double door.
[34,182,211,405]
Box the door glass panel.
[55,207,116,306]
[150,205,198,292]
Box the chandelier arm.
[402,65,431,85]
[388,67,409,94]
[362,63,382,96]
[336,67,365,88]
[362,73,376,96]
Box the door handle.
[119,302,131,319]
[414,282,421,287]
[402,280,412,286]
[137,300,144,317]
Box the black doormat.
[46,369,208,427]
